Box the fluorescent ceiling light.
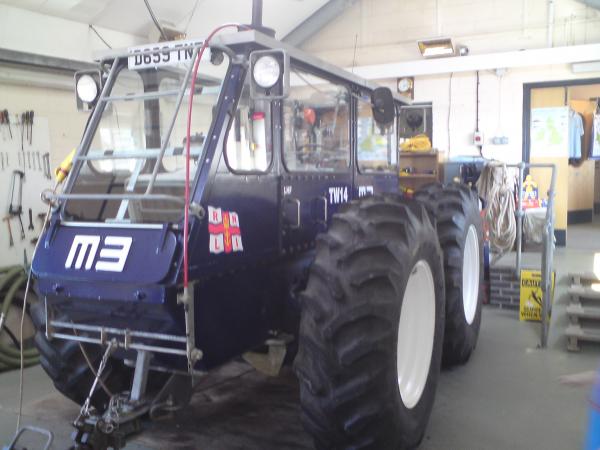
[418,38,454,58]
[572,61,600,73]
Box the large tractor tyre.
[294,195,445,450]
[30,302,166,410]
[414,182,484,366]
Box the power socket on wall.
[492,136,509,145]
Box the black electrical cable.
[184,0,200,35]
[89,24,112,49]
[476,70,483,157]
[2,325,20,349]
[447,72,453,157]
[143,0,168,41]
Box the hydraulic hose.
[0,266,39,371]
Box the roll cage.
[52,30,411,227]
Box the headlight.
[252,55,280,89]
[76,74,99,103]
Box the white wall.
[408,64,600,162]
[0,81,88,265]
[300,0,600,163]
[0,3,145,62]
[302,0,600,66]
[0,81,88,169]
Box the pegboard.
[0,114,54,267]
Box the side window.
[283,68,350,172]
[225,82,272,172]
[357,94,397,172]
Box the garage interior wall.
[300,0,600,164]
[0,4,146,165]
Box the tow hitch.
[70,346,192,449]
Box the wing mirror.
[371,87,395,128]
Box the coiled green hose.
[0,265,39,371]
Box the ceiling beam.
[577,0,600,10]
[0,48,96,73]
[283,0,358,47]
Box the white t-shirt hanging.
[592,113,600,159]
[569,110,584,159]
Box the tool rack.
[0,113,53,265]
[566,272,600,351]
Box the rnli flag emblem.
[208,206,243,254]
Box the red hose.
[183,24,248,288]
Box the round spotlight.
[76,74,99,103]
[253,55,280,89]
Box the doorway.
[522,78,600,247]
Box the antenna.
[251,0,275,37]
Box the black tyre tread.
[294,195,445,450]
[414,183,484,366]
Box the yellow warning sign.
[519,269,555,321]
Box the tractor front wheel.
[294,195,445,449]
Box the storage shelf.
[399,151,438,157]
[399,174,438,179]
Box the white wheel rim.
[463,225,480,325]
[397,260,436,410]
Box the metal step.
[569,272,600,285]
[568,284,600,301]
[565,324,600,351]
[566,303,600,320]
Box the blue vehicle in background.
[30,4,484,448]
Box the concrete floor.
[2,222,600,449]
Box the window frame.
[222,70,275,175]
[280,62,353,175]
[355,89,399,175]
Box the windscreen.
[64,48,230,224]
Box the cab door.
[279,65,353,252]
[353,90,399,198]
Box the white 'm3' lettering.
[65,235,132,272]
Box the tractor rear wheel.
[415,183,484,366]
[294,195,445,449]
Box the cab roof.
[94,29,412,106]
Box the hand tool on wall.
[3,216,14,247]
[29,110,34,145]
[24,111,29,143]
[20,112,25,151]
[28,208,34,231]
[36,152,41,171]
[37,212,46,229]
[3,109,12,139]
[0,110,5,139]
[42,152,51,179]
[9,170,25,240]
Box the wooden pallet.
[566,324,600,351]
[566,272,600,351]
[568,272,600,285]
[566,303,600,323]
[568,284,600,304]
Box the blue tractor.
[31,6,483,448]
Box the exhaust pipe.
[251,0,275,37]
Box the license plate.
[127,39,201,70]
